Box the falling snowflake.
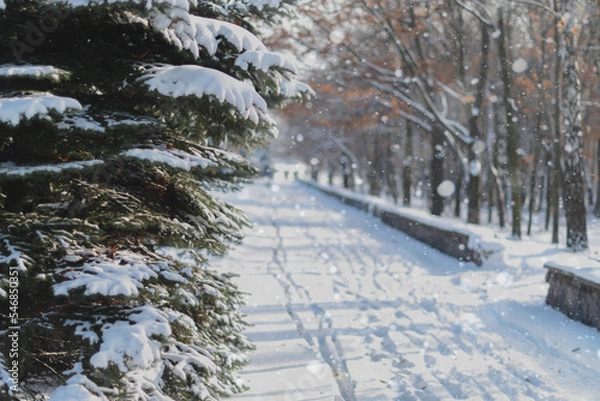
[437,180,455,197]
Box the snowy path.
[212,180,600,401]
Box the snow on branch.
[0,236,33,272]
[53,252,160,297]
[122,147,216,171]
[140,65,267,123]
[48,0,197,11]
[193,15,266,53]
[144,12,268,61]
[0,64,69,81]
[65,320,100,344]
[163,341,216,382]
[150,12,297,76]
[49,362,114,401]
[57,114,105,132]
[280,78,315,98]
[0,160,103,177]
[235,50,297,73]
[0,94,82,126]
[90,306,171,372]
[241,0,283,10]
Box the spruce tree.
[0,1,307,399]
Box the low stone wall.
[545,263,600,330]
[302,181,483,266]
[310,184,371,212]
[375,209,482,265]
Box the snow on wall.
[0,64,68,81]
[123,147,216,171]
[0,0,5,10]
[0,160,103,177]
[545,262,600,287]
[302,180,506,266]
[545,262,600,331]
[0,94,82,126]
[141,65,266,123]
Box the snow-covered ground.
[212,176,600,401]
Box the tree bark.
[385,132,399,204]
[550,0,562,244]
[403,121,413,206]
[430,130,445,216]
[498,9,522,238]
[341,155,354,189]
[467,24,490,225]
[559,0,588,250]
[367,134,382,196]
[593,140,600,216]
[527,136,541,236]
[455,176,462,218]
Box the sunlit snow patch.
[306,360,327,376]
[496,272,514,287]
[460,313,485,335]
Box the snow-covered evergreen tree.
[0,1,308,399]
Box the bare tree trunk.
[528,34,550,236]
[467,24,490,225]
[498,9,522,238]
[550,0,562,244]
[403,121,413,206]
[489,163,506,228]
[431,130,445,216]
[560,0,588,250]
[367,134,382,196]
[385,131,399,204]
[455,176,462,218]
[593,140,600,217]
[527,137,541,236]
[341,155,354,189]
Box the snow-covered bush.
[0,0,307,399]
